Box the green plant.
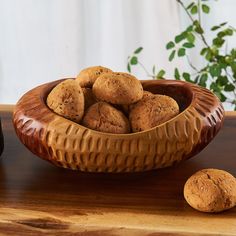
[127,0,236,110]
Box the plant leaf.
[205,50,213,61]
[169,50,176,61]
[178,48,186,57]
[209,64,221,77]
[210,82,222,93]
[130,56,138,65]
[134,47,143,54]
[157,69,166,78]
[220,22,228,26]
[200,47,208,56]
[183,72,191,82]
[211,26,220,31]
[219,93,227,102]
[195,25,204,34]
[127,63,131,72]
[202,4,210,14]
[216,76,228,86]
[186,25,193,32]
[225,28,234,36]
[187,33,195,43]
[183,42,195,48]
[174,68,180,80]
[199,73,208,87]
[175,32,187,43]
[225,84,235,91]
[213,37,225,48]
[191,5,198,14]
[166,41,175,50]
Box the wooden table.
[0,105,236,235]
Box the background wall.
[0,0,235,107]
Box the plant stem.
[198,0,201,26]
[186,55,199,72]
[176,0,210,49]
[138,61,155,79]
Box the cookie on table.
[76,66,113,88]
[82,102,130,134]
[184,169,236,213]
[129,94,179,132]
[47,79,84,123]
[93,72,143,105]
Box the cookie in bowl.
[122,90,154,114]
[76,66,113,88]
[129,94,179,132]
[82,87,97,110]
[47,79,84,123]
[82,102,130,134]
[93,72,143,105]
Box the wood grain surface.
[0,108,236,235]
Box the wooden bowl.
[13,79,224,172]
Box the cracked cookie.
[47,79,84,123]
[82,102,130,134]
[76,66,113,88]
[184,169,236,212]
[93,72,143,105]
[129,94,179,132]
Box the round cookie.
[76,66,113,88]
[82,102,130,134]
[93,72,143,105]
[122,90,154,114]
[47,79,84,123]
[82,88,97,110]
[140,90,153,99]
[184,169,236,213]
[129,94,179,132]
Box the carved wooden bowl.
[13,79,224,172]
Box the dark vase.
[0,118,3,156]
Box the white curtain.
[0,0,235,108]
[0,0,181,104]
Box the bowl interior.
[142,80,193,112]
[42,79,193,114]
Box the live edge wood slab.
[0,106,236,235]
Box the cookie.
[82,88,97,110]
[76,66,113,87]
[47,79,84,123]
[129,94,179,132]
[141,90,153,99]
[122,90,154,114]
[93,72,143,105]
[82,102,130,134]
[184,169,236,213]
